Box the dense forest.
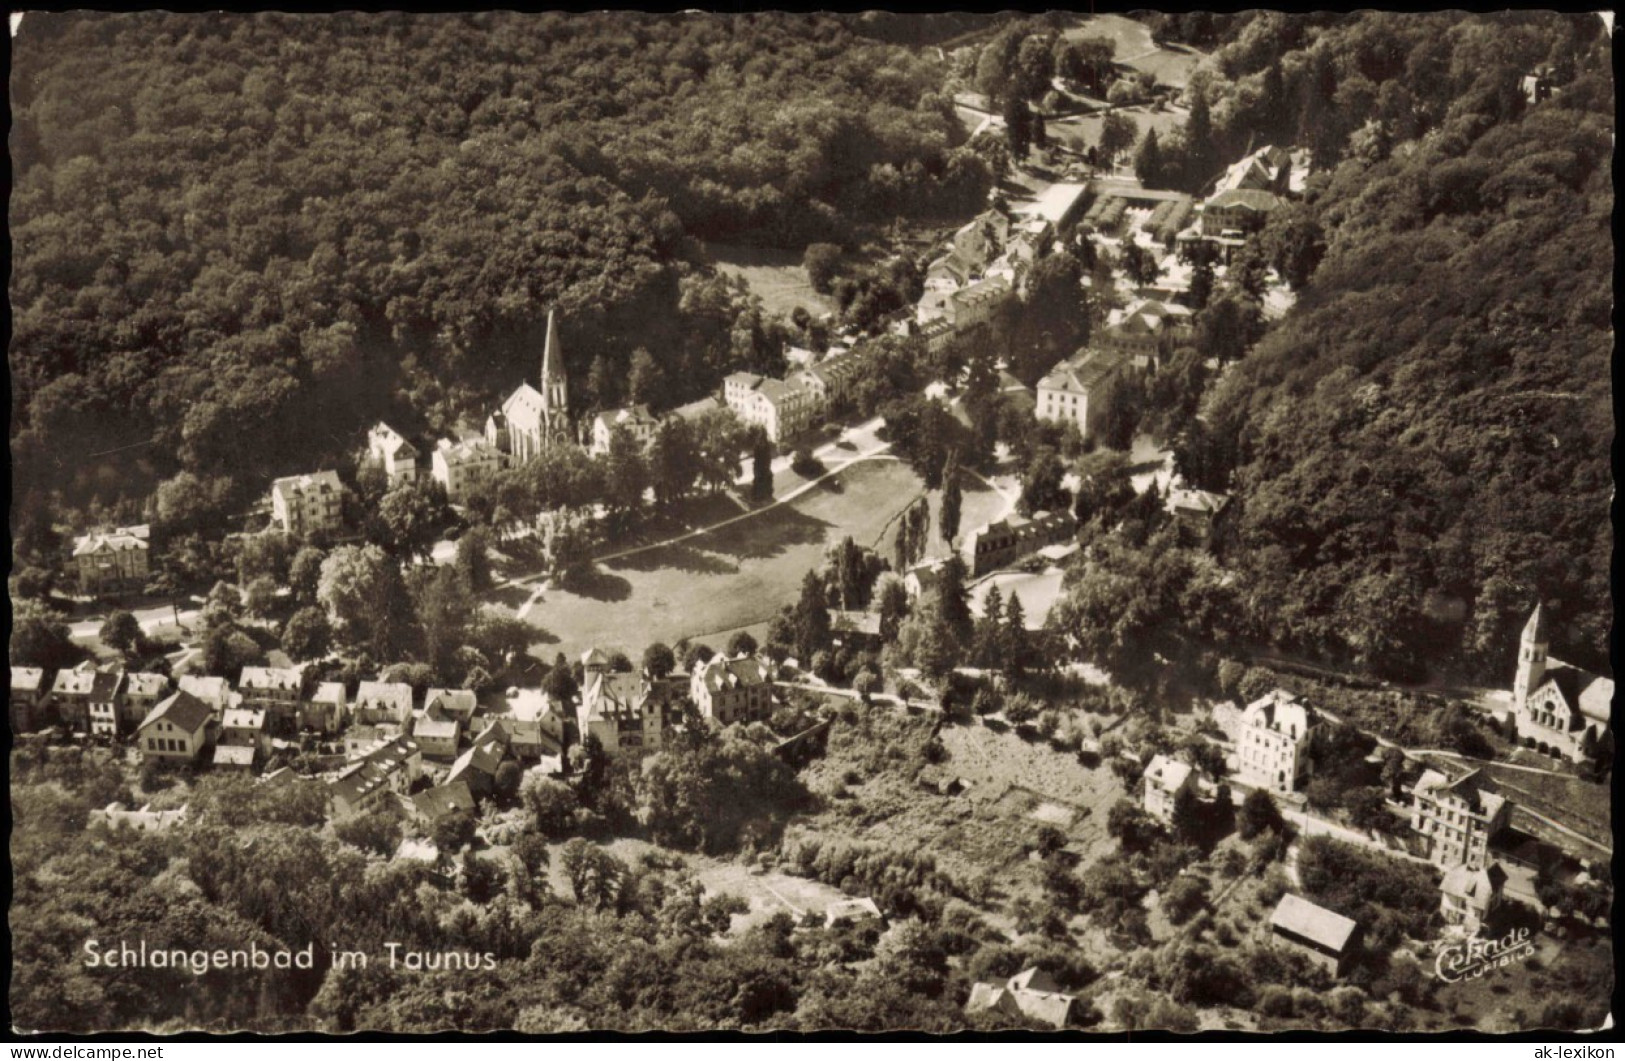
[1067,11,1613,678]
[1194,13,1612,675]
[9,12,990,512]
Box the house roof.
[1543,659,1614,725]
[1442,862,1508,902]
[11,666,47,694]
[1037,347,1127,395]
[1145,753,1193,791]
[593,405,659,433]
[222,708,267,731]
[412,780,476,822]
[435,434,501,465]
[239,665,300,692]
[123,672,168,698]
[1243,689,1314,738]
[72,525,150,557]
[415,717,461,741]
[271,470,343,501]
[449,741,506,785]
[178,674,232,706]
[370,423,418,459]
[212,744,256,766]
[1015,181,1088,225]
[671,396,722,422]
[1206,187,1284,213]
[354,681,414,715]
[139,690,214,735]
[825,897,883,925]
[423,688,477,719]
[696,655,769,695]
[1270,893,1359,954]
[1168,486,1230,516]
[310,681,347,706]
[582,670,653,722]
[51,665,99,697]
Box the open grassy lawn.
[706,241,838,320]
[504,459,926,661]
[1046,105,1188,156]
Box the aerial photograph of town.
[7,9,1614,1039]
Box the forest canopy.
[9,12,987,509]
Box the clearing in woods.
[706,242,838,320]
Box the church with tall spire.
[1506,603,1612,763]
[486,308,574,463]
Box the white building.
[1035,348,1128,437]
[1235,688,1315,794]
[367,423,420,485]
[432,435,504,504]
[270,470,345,538]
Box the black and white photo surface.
[8,9,1613,1036]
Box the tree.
[1238,789,1283,840]
[1105,799,1164,851]
[317,544,415,659]
[1003,96,1033,159]
[372,478,444,562]
[1182,83,1217,188]
[627,347,663,407]
[454,525,494,593]
[281,606,332,662]
[1004,593,1031,678]
[521,774,579,838]
[601,425,649,525]
[939,452,962,546]
[288,545,326,605]
[878,578,910,645]
[99,610,143,657]
[1162,875,1208,925]
[10,599,81,670]
[432,810,477,855]
[1169,785,1203,844]
[804,243,842,294]
[650,416,701,508]
[543,652,578,704]
[791,569,832,663]
[936,554,974,648]
[1381,746,1408,799]
[1134,127,1165,186]
[642,642,676,679]
[726,631,758,658]
[243,575,279,619]
[201,623,264,680]
[750,429,774,501]
[1097,111,1137,165]
[559,837,624,910]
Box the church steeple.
[1513,602,1549,711]
[540,308,570,438]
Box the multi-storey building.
[327,736,422,821]
[1236,688,1316,794]
[578,660,675,756]
[367,423,420,486]
[690,654,774,726]
[1035,348,1129,437]
[71,524,151,596]
[270,470,345,538]
[431,435,504,504]
[119,672,170,731]
[1411,767,1510,870]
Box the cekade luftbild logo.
[1433,926,1536,983]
